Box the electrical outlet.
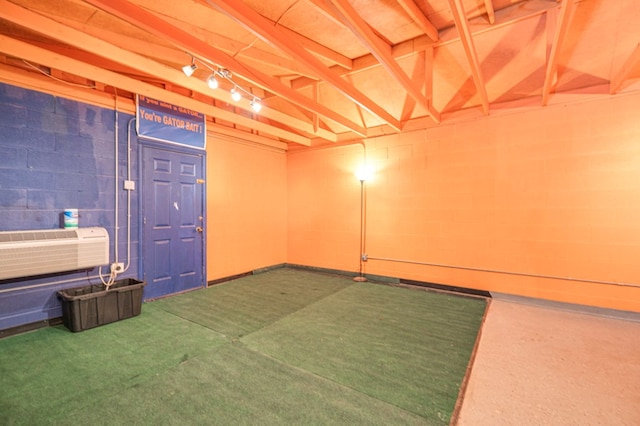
[111,262,124,273]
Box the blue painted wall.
[0,83,140,331]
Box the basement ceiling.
[0,0,639,148]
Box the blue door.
[141,145,205,299]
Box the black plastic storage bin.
[58,279,146,332]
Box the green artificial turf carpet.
[0,268,486,425]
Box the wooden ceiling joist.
[290,0,558,94]
[0,1,337,143]
[484,0,496,24]
[322,0,440,123]
[0,34,312,146]
[51,10,318,80]
[198,0,402,131]
[610,43,640,94]
[448,0,490,115]
[542,0,576,106]
[84,0,367,137]
[274,24,353,71]
[396,0,439,41]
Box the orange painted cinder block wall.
[287,92,640,312]
[206,135,287,281]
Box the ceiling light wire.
[21,60,96,89]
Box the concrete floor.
[456,294,640,426]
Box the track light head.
[182,62,197,77]
[207,74,219,90]
[231,87,242,102]
[250,98,262,112]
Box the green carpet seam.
[153,281,357,339]
[232,339,430,421]
[150,306,235,340]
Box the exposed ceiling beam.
[0,1,338,142]
[322,0,440,123]
[307,0,393,45]
[149,13,325,78]
[44,14,187,66]
[197,0,402,131]
[484,0,496,24]
[542,0,576,106]
[47,9,318,80]
[274,24,353,70]
[312,82,320,133]
[396,0,439,41]
[448,0,489,115]
[83,0,367,137]
[440,0,555,45]
[290,0,556,91]
[610,43,640,94]
[131,1,353,71]
[424,45,433,104]
[291,35,431,90]
[0,34,312,146]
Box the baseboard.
[491,292,640,322]
[252,263,287,274]
[285,263,355,278]
[400,278,492,298]
[207,271,252,286]
[285,264,490,299]
[0,317,63,340]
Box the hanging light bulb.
[250,98,262,112]
[182,59,197,77]
[207,74,219,89]
[231,87,242,102]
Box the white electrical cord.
[98,265,117,290]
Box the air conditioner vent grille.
[0,230,78,243]
[0,227,109,280]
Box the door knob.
[195,226,203,233]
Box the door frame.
[138,139,206,298]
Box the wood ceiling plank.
[198,0,402,131]
[542,0,576,105]
[275,24,353,70]
[0,34,311,145]
[306,0,393,46]
[152,13,324,78]
[0,0,337,142]
[396,0,439,41]
[83,0,366,136]
[322,0,440,123]
[448,0,490,115]
[610,43,640,94]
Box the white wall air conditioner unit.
[0,227,109,280]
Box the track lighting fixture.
[181,55,263,113]
[182,58,197,77]
[250,98,262,112]
[230,87,242,102]
[207,74,219,90]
